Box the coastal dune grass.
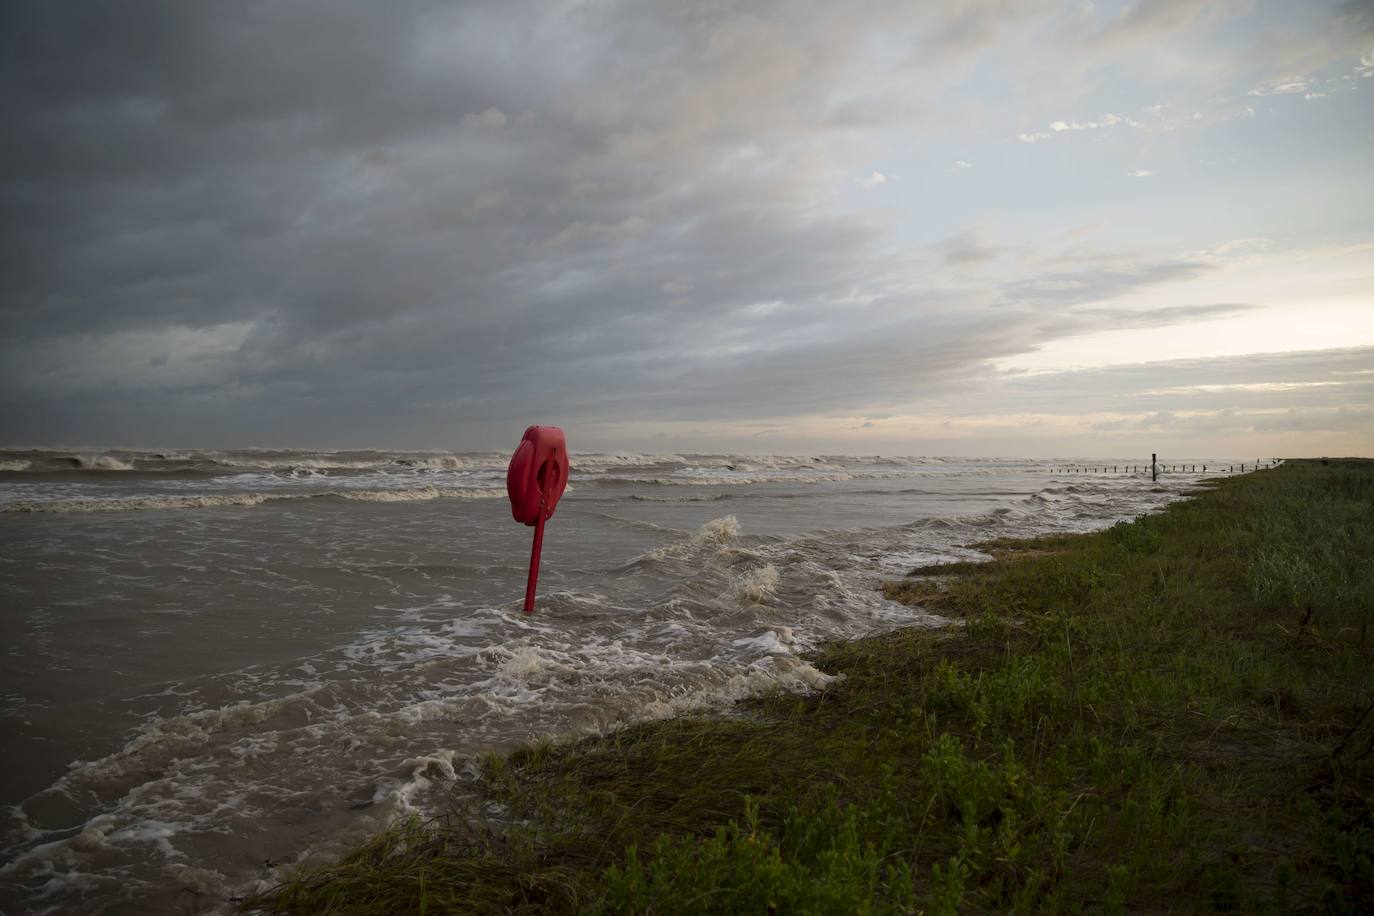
[252,459,1374,913]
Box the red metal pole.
[523,511,546,614]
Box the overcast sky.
[2,0,1371,457]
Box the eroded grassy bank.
[251,460,1374,914]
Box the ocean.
[0,447,1215,914]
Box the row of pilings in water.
[1050,460,1284,475]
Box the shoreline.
[251,459,1373,913]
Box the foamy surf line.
[0,486,505,513]
[585,470,923,487]
[0,449,993,477]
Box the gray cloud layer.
[2,1,1369,448]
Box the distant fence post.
[1152,453,1157,482]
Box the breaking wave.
[693,514,741,544]
[588,472,871,487]
[735,564,781,603]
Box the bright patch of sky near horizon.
[997,245,1374,372]
[1,0,1371,456]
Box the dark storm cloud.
[0,1,980,441]
[0,1,1363,447]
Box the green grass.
[248,459,1374,914]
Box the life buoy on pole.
[506,426,569,614]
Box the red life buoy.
[506,426,569,613]
[506,426,569,525]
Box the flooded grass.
[250,459,1374,914]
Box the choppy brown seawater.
[0,449,1210,914]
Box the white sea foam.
[634,514,744,564]
[218,456,464,471]
[735,564,781,603]
[496,646,568,679]
[334,486,502,503]
[77,455,135,470]
[605,473,860,486]
[0,459,30,471]
[693,515,740,544]
[630,656,837,723]
[586,469,943,487]
[391,456,482,470]
[64,688,330,782]
[2,492,274,513]
[0,486,503,513]
[569,452,688,468]
[731,629,794,654]
[381,751,462,813]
